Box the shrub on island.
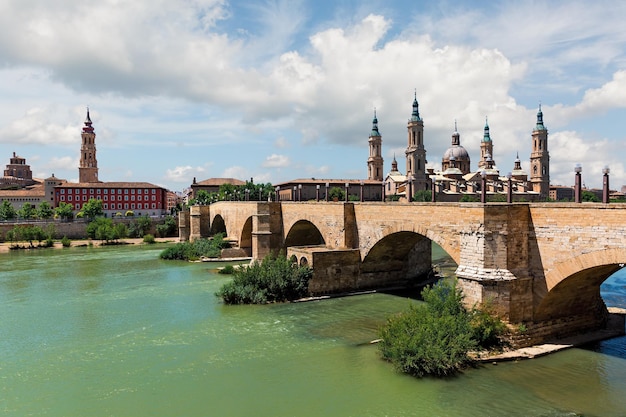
[159,233,230,261]
[216,254,312,304]
[377,280,506,378]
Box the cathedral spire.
[83,107,94,133]
[370,108,380,137]
[536,103,546,131]
[410,90,421,121]
[482,117,491,142]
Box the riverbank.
[477,308,626,363]
[0,237,178,253]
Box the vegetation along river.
[0,243,625,416]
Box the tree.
[582,190,600,202]
[328,187,345,201]
[194,190,212,205]
[413,190,432,202]
[37,201,54,219]
[0,200,17,220]
[54,202,74,221]
[129,215,152,238]
[156,215,177,237]
[82,198,104,220]
[18,202,36,220]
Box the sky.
[0,0,625,192]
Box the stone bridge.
[179,201,626,346]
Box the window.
[104,203,108,209]
[131,195,135,201]
[118,189,122,194]
[131,204,135,209]
[124,195,128,201]
[104,189,108,194]
[131,189,135,194]
[124,189,129,194]
[138,203,142,209]
[83,195,87,201]
[152,195,156,201]
[152,189,156,194]
[125,204,129,210]
[118,203,122,209]
[138,189,142,194]
[97,189,101,194]
[68,195,72,201]
[83,189,87,194]
[152,203,156,209]
[61,189,65,194]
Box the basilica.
[370,94,550,202]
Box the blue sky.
[0,0,624,192]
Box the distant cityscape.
[1,98,624,217]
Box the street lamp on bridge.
[574,164,582,203]
[603,165,610,204]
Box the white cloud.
[0,107,77,146]
[262,154,290,168]
[222,165,249,180]
[549,130,624,188]
[274,136,289,148]
[165,165,206,182]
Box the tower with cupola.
[367,110,384,181]
[79,108,99,183]
[478,117,495,170]
[530,105,550,198]
[405,92,428,190]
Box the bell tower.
[478,117,495,169]
[367,109,384,181]
[79,108,99,183]
[530,105,550,198]
[405,92,428,190]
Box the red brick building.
[54,182,167,217]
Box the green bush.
[216,254,312,304]
[61,236,71,247]
[378,280,505,378]
[143,234,156,244]
[218,265,235,275]
[159,233,230,261]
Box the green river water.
[1,244,625,417]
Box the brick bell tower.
[530,104,550,198]
[405,91,428,190]
[367,109,384,181]
[79,108,99,183]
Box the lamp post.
[360,180,364,202]
[316,184,320,202]
[506,172,513,204]
[293,186,297,201]
[480,170,487,204]
[574,164,582,203]
[325,182,329,202]
[602,165,610,204]
[298,184,302,202]
[381,181,385,202]
[431,177,436,203]
[407,174,413,202]
[245,189,249,202]
[275,186,280,202]
[344,182,349,202]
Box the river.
[0,244,625,416]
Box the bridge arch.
[284,220,325,248]
[535,248,626,321]
[210,214,227,236]
[359,223,460,266]
[239,217,253,256]
[361,231,434,283]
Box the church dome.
[443,145,470,161]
